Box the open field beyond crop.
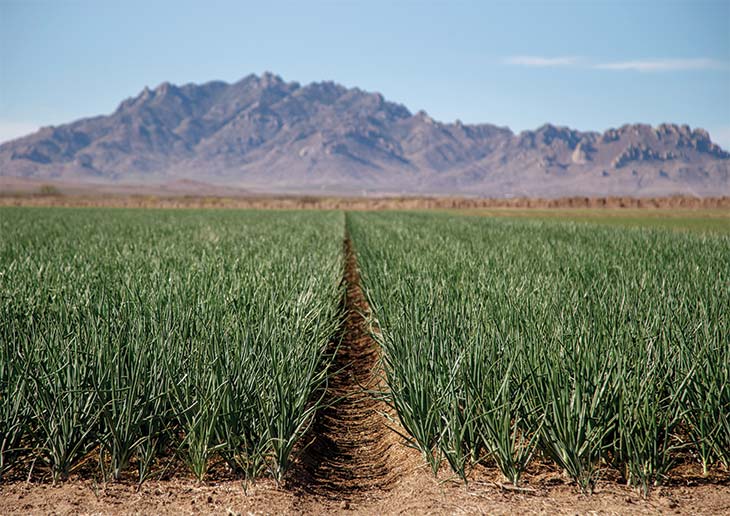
[452,207,730,233]
[0,206,728,514]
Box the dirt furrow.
[289,237,405,502]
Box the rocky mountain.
[1,72,728,197]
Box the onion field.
[1,206,728,498]
[0,208,343,483]
[349,212,729,494]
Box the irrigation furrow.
[291,237,401,500]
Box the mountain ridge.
[1,72,728,197]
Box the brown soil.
[2,467,729,515]
[287,237,417,506]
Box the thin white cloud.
[503,56,728,72]
[503,56,580,67]
[594,58,728,72]
[0,121,39,144]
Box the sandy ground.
[2,464,729,515]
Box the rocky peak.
[415,110,436,125]
[2,72,728,197]
[155,81,174,95]
[518,124,581,149]
[259,71,282,86]
[296,81,348,105]
[654,123,691,139]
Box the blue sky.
[1,0,729,148]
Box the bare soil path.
[289,237,408,504]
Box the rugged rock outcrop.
[1,73,728,197]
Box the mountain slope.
[1,73,728,197]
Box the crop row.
[348,212,729,494]
[0,208,343,484]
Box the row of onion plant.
[0,208,343,484]
[349,211,729,495]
